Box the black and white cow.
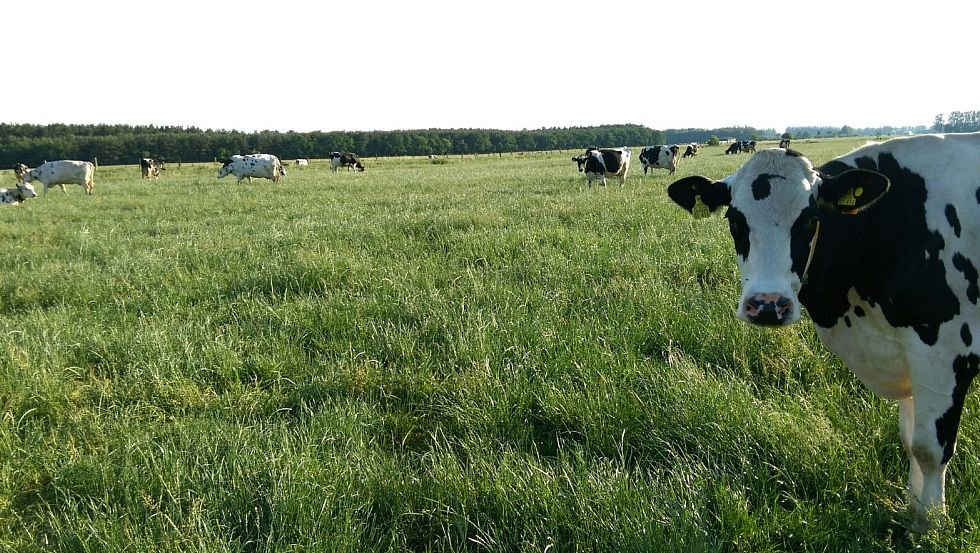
[0,181,37,204]
[140,158,164,179]
[667,133,980,530]
[572,147,631,187]
[638,145,679,176]
[683,143,700,158]
[13,163,29,183]
[24,160,96,195]
[329,152,364,173]
[779,138,792,148]
[217,154,285,184]
[725,141,742,155]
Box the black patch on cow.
[844,316,852,327]
[600,150,623,174]
[725,207,750,261]
[946,204,962,238]
[936,353,979,464]
[800,152,960,346]
[961,323,972,346]
[583,156,605,175]
[785,149,805,158]
[789,198,820,279]
[752,174,772,200]
[976,187,980,204]
[854,306,866,317]
[640,147,662,172]
[952,253,979,304]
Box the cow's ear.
[668,176,731,219]
[816,169,890,215]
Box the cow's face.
[573,155,588,172]
[216,165,230,178]
[668,149,890,326]
[23,168,41,183]
[18,182,37,199]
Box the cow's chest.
[812,295,915,399]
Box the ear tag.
[837,186,863,207]
[692,195,710,219]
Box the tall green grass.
[2,140,977,551]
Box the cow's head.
[354,161,365,172]
[18,182,37,200]
[23,168,42,183]
[667,148,890,326]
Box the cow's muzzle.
[743,293,795,326]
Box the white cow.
[24,160,96,195]
[668,133,980,530]
[295,158,310,166]
[0,182,37,204]
[217,154,285,184]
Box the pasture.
[2,140,978,552]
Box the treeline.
[785,124,931,139]
[0,123,667,167]
[935,111,980,133]
[665,126,779,144]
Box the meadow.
[1,139,978,552]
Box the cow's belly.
[813,302,913,399]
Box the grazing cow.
[572,147,631,187]
[666,133,980,530]
[742,140,757,153]
[217,154,285,184]
[140,158,165,179]
[0,182,37,204]
[779,138,792,148]
[725,142,742,155]
[24,160,96,195]
[683,143,700,158]
[13,163,29,183]
[638,145,679,176]
[329,152,365,172]
[295,158,310,166]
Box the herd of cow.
[5,131,980,532]
[1,151,367,203]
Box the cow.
[217,154,285,184]
[24,160,96,195]
[329,152,365,173]
[742,140,757,153]
[666,133,980,531]
[683,143,700,158]
[0,181,37,204]
[295,158,310,166]
[13,163,29,183]
[779,138,792,148]
[140,158,164,179]
[638,145,679,176]
[572,147,631,188]
[725,141,742,155]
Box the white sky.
[5,0,977,134]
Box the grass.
[1,139,978,551]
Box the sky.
[5,0,977,134]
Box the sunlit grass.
[1,139,977,551]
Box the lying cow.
[140,158,165,179]
[217,154,285,184]
[295,158,310,166]
[638,145,680,176]
[667,132,980,530]
[0,181,37,204]
[329,152,365,173]
[24,160,96,195]
[572,147,631,187]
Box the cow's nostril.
[744,294,794,326]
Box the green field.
[2,139,978,552]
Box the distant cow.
[572,147,631,187]
[638,145,679,176]
[24,160,96,195]
[0,182,37,204]
[140,158,164,179]
[667,133,980,530]
[329,152,364,172]
[13,163,29,183]
[295,158,310,166]
[779,138,792,148]
[683,143,700,158]
[217,154,285,184]
[725,142,742,155]
[742,140,757,153]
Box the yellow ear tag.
[692,195,710,219]
[837,187,859,207]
